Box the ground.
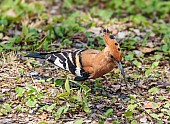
[0,0,170,124]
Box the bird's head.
[103,29,126,81]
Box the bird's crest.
[103,29,122,62]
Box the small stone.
[0,118,13,124]
[83,120,91,123]
[8,114,13,117]
[106,118,113,121]
[28,114,33,118]
[44,73,50,77]
[112,85,121,91]
[150,32,155,37]
[117,31,130,39]
[96,104,105,109]
[134,36,141,41]
[91,121,98,124]
[133,50,143,57]
[117,32,126,39]
[72,43,84,48]
[140,116,147,123]
[18,113,24,117]
[88,27,102,36]
[133,29,140,35]
[25,117,30,122]
[64,121,74,124]
[147,42,154,48]
[91,113,97,119]
[30,71,39,76]
[1,88,10,93]
[140,32,146,37]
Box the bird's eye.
[110,54,114,58]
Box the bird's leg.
[74,76,88,81]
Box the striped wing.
[46,49,89,78]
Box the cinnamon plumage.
[25,29,126,81]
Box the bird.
[25,29,126,82]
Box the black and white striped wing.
[46,49,89,80]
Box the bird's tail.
[25,52,48,59]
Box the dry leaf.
[6,9,17,17]
[87,27,102,36]
[39,113,47,120]
[138,47,155,53]
[91,121,98,124]
[65,121,74,124]
[144,102,162,109]
[108,27,118,35]
[104,120,113,124]
[140,116,147,123]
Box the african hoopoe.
[25,29,126,81]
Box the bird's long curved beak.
[117,62,126,82]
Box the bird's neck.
[103,47,112,62]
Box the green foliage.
[14,84,44,109]
[125,52,134,61]
[145,69,152,77]
[38,122,48,124]
[26,99,37,108]
[127,104,137,112]
[145,62,159,77]
[133,60,142,68]
[148,87,160,94]
[0,0,49,51]
[152,62,159,69]
[142,32,150,46]
[90,7,113,20]
[153,23,170,35]
[150,113,159,119]
[105,0,170,19]
[65,77,70,93]
[63,0,87,9]
[131,120,137,124]
[56,78,92,117]
[83,105,91,114]
[9,78,92,120]
[15,87,25,97]
[57,77,72,99]
[129,14,147,25]
[1,103,12,115]
[0,0,169,54]
[105,108,113,116]
[98,108,113,120]
[54,79,64,87]
[55,11,86,34]
[54,105,69,120]
[124,111,133,118]
[0,0,44,22]
[42,104,56,112]
[154,54,163,61]
[74,118,83,124]
[122,37,138,50]
[156,120,163,124]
